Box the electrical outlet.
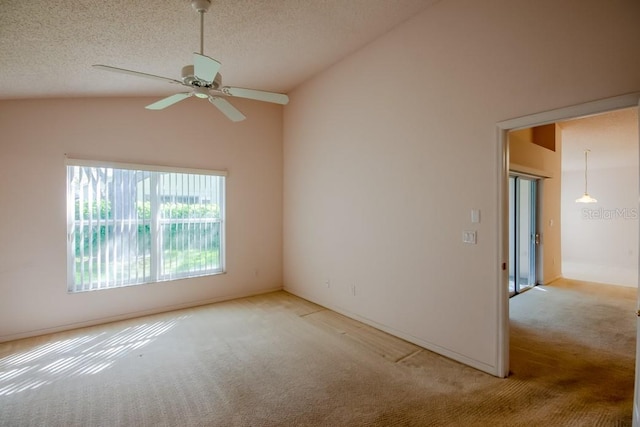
[324,279,331,288]
[350,284,356,296]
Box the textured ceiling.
[560,107,639,172]
[0,0,437,100]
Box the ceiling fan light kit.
[92,0,288,122]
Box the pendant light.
[576,149,597,203]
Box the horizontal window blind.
[66,161,225,292]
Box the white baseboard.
[539,275,562,285]
[283,287,500,377]
[562,262,638,288]
[0,286,284,343]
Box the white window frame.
[66,158,226,292]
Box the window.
[66,160,225,292]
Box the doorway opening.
[495,92,640,379]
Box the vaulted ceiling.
[0,0,437,100]
[560,107,639,172]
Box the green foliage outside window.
[73,200,221,258]
[75,200,220,221]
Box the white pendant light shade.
[576,149,597,203]
[575,193,597,203]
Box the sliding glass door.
[509,175,538,296]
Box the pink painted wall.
[0,97,283,341]
[561,108,640,287]
[283,0,640,374]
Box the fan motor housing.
[191,0,211,13]
[181,65,221,89]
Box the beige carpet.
[0,279,635,426]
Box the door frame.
[495,92,640,379]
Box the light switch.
[462,230,477,244]
[471,209,481,224]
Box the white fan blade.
[92,65,182,84]
[209,97,246,122]
[146,93,192,110]
[193,53,221,83]
[222,86,289,105]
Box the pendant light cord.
[576,149,596,203]
[584,150,588,194]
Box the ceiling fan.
[92,0,288,122]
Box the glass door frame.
[509,174,538,297]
